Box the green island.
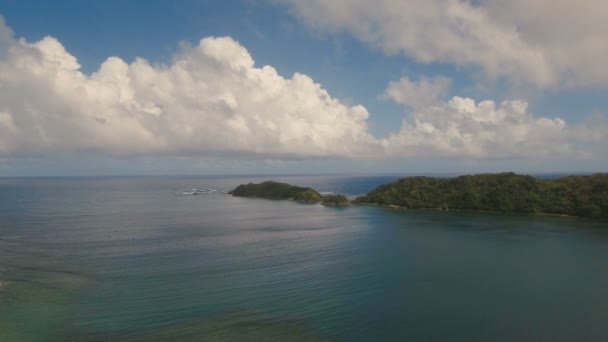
[229,181,350,206]
[230,173,608,218]
[354,172,608,218]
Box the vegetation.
[229,181,321,200]
[354,173,608,218]
[293,190,324,203]
[230,181,352,206]
[321,195,351,206]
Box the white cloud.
[282,0,608,88]
[484,0,608,87]
[0,23,377,159]
[384,74,451,108]
[382,96,581,159]
[0,19,605,163]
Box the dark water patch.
[0,267,94,341]
[66,310,324,341]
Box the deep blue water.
[1,175,607,341]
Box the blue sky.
[1,0,416,137]
[0,0,606,175]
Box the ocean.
[1,175,607,341]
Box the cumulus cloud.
[0,19,605,162]
[281,0,608,88]
[384,74,451,108]
[382,96,580,159]
[0,24,377,159]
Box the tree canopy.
[321,195,351,206]
[230,181,351,205]
[229,181,321,200]
[354,173,608,218]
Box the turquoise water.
[1,175,607,341]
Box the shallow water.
[0,175,607,341]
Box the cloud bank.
[0,18,376,159]
[384,96,570,159]
[283,0,608,88]
[0,18,605,161]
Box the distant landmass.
[319,195,351,206]
[229,181,350,206]
[230,173,608,218]
[354,172,608,218]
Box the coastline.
[354,173,607,219]
[355,202,577,218]
[230,174,607,219]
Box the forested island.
[229,174,607,218]
[229,181,351,206]
[355,173,608,218]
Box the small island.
[321,195,351,206]
[229,181,350,206]
[354,172,608,218]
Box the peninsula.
[354,173,608,218]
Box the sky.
[0,0,606,176]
